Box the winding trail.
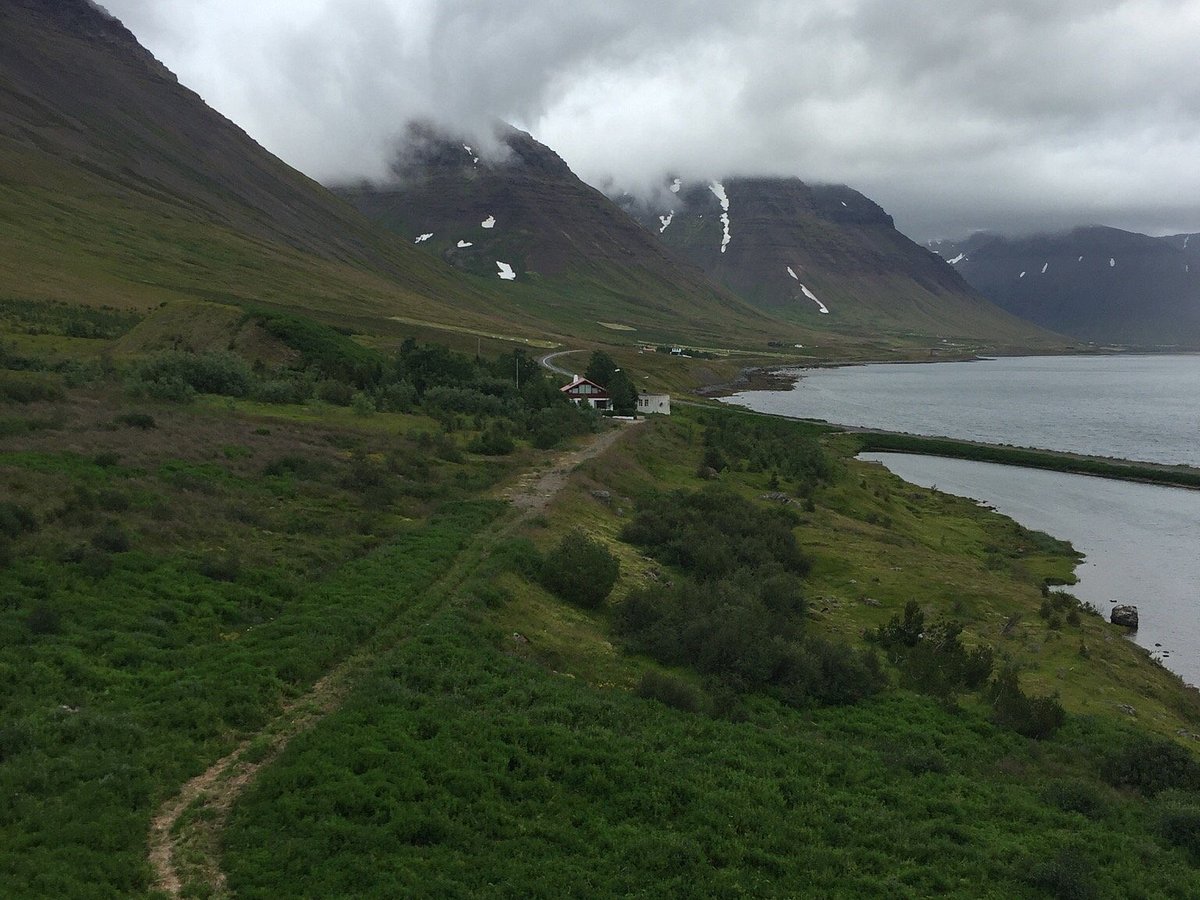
[146,422,639,897]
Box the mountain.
[0,0,491,322]
[929,227,1200,347]
[332,124,791,347]
[615,177,1053,345]
[0,0,789,350]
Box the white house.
[636,393,671,415]
[560,375,611,410]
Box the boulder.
[1110,605,1139,629]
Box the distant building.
[637,393,671,415]
[560,375,610,410]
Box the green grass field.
[2,313,1198,897]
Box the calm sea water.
[723,354,1200,466]
[861,453,1200,688]
[720,354,1200,686]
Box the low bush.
[91,523,132,554]
[315,379,355,406]
[1042,778,1109,819]
[128,351,253,399]
[197,552,241,582]
[0,502,38,539]
[867,601,994,698]
[113,412,157,430]
[467,422,515,456]
[262,455,328,481]
[1154,792,1200,859]
[1025,847,1098,900]
[251,378,312,405]
[540,529,619,609]
[0,371,65,403]
[635,671,703,713]
[986,669,1065,739]
[621,487,810,581]
[1101,736,1200,796]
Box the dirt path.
[146,422,638,897]
[502,419,641,513]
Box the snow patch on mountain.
[1110,257,1116,267]
[948,253,966,265]
[463,144,479,164]
[481,215,496,229]
[786,266,799,280]
[457,240,473,248]
[799,283,830,314]
[709,182,731,253]
[1019,271,1026,278]
[1041,262,1048,274]
[414,233,433,243]
[658,212,674,233]
[496,261,516,280]
[1078,256,1084,262]
[670,178,682,193]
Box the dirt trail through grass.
[146,422,638,898]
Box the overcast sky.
[101,0,1200,241]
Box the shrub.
[1101,736,1200,796]
[91,523,132,554]
[113,412,157,430]
[128,351,253,399]
[635,671,703,713]
[263,455,328,480]
[986,669,1065,739]
[1154,793,1200,859]
[467,422,515,456]
[0,371,65,403]
[540,529,620,609]
[0,502,38,539]
[315,380,355,406]
[377,380,417,413]
[251,378,312,405]
[26,604,61,636]
[1025,848,1098,900]
[868,603,993,698]
[198,552,241,582]
[1042,779,1108,819]
[96,489,129,512]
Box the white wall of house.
[637,393,671,415]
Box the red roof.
[560,376,608,396]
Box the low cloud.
[103,0,1200,240]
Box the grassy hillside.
[3,309,1199,895]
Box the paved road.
[539,349,585,377]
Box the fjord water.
[860,453,1200,687]
[722,354,1200,686]
[724,354,1200,466]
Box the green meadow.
[2,307,1198,898]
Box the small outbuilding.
[560,375,610,410]
[637,393,671,415]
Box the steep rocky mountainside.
[333,125,786,345]
[930,227,1200,347]
[616,177,1053,344]
[0,0,490,324]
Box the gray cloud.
[101,0,1200,241]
